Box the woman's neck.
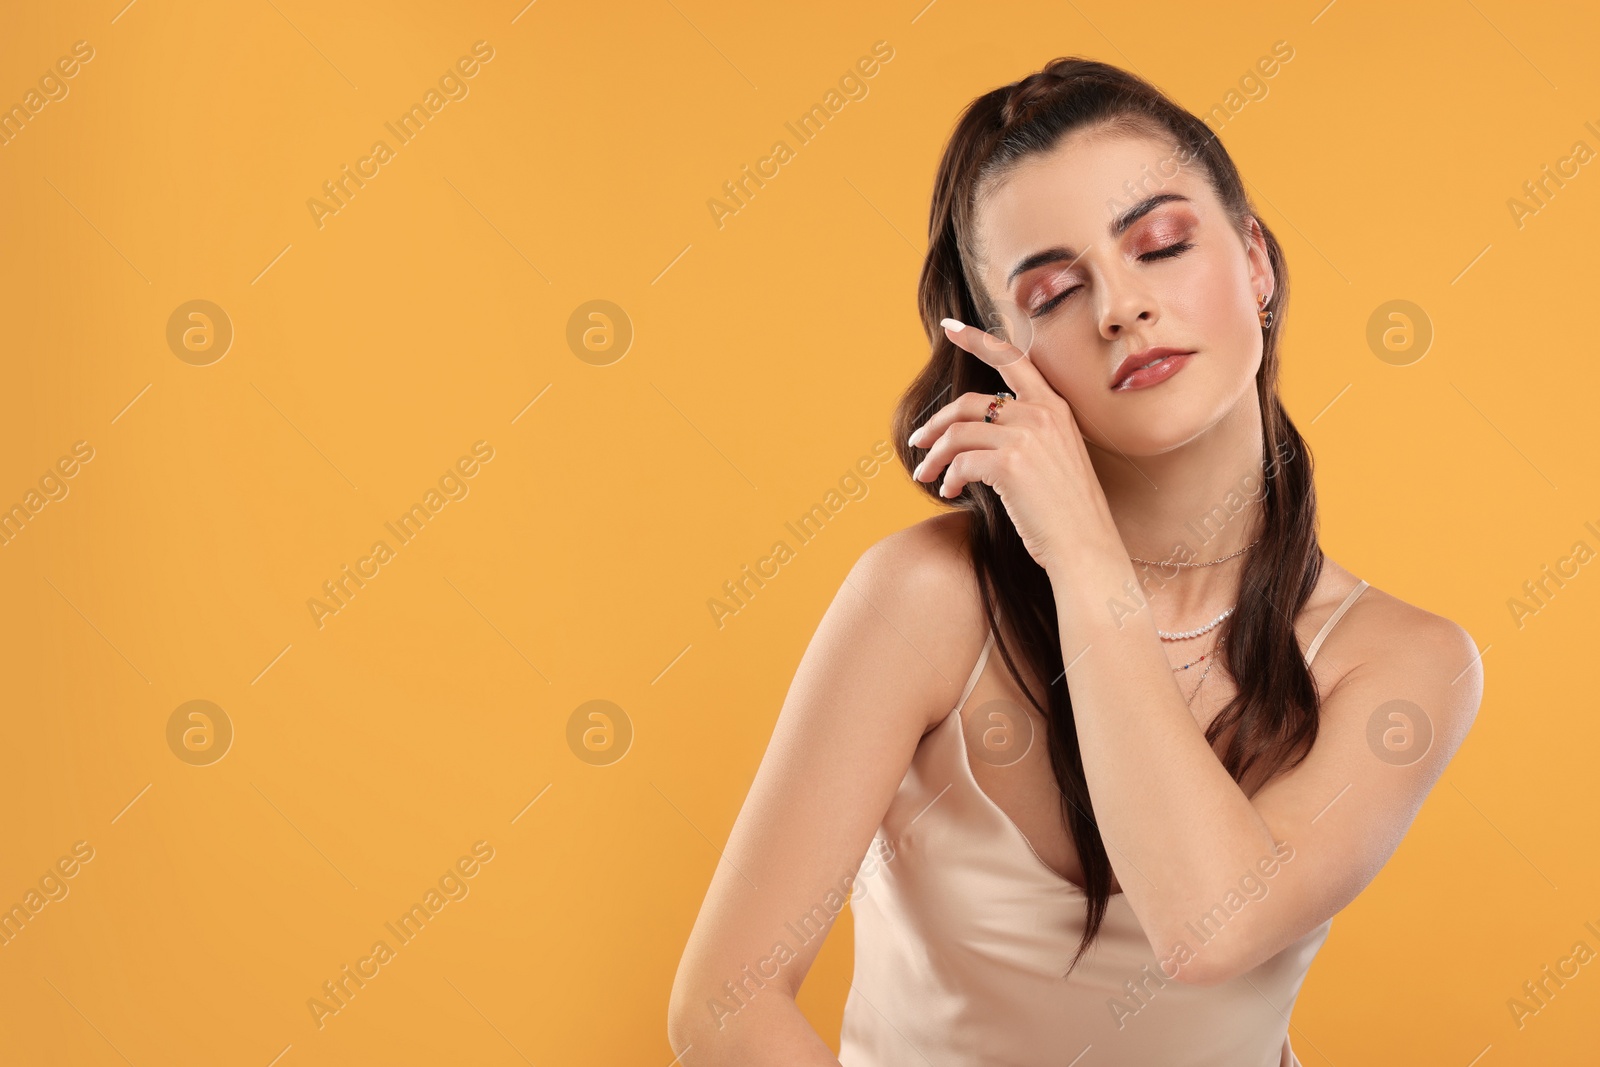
[1087,395,1267,628]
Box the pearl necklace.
[1158,606,1233,642]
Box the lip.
[1111,347,1196,391]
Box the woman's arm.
[667,522,971,1065]
[1046,552,1483,985]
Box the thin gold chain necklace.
[1129,536,1261,570]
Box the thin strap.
[1305,579,1369,666]
[953,630,996,713]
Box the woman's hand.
[908,317,1125,580]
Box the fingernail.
[940,317,966,332]
[908,427,924,447]
[912,458,926,479]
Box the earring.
[1257,293,1273,330]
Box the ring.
[984,391,1015,424]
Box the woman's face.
[972,128,1273,456]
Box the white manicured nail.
[940,317,966,332]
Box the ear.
[1243,215,1274,304]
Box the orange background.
[1,0,1596,1063]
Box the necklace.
[1129,536,1251,641]
[1184,652,1216,706]
[1182,635,1223,707]
[1170,646,1216,671]
[1158,606,1233,641]
[1128,535,1251,704]
[1130,536,1260,570]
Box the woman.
[668,57,1482,1066]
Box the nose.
[1096,262,1159,341]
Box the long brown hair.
[892,56,1325,976]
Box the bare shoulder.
[858,510,976,599]
[853,511,992,730]
[1311,558,1484,733]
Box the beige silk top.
[839,580,1370,1067]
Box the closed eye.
[1140,240,1194,262]
[1027,241,1195,318]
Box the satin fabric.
[839,580,1369,1066]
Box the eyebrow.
[1004,192,1194,289]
